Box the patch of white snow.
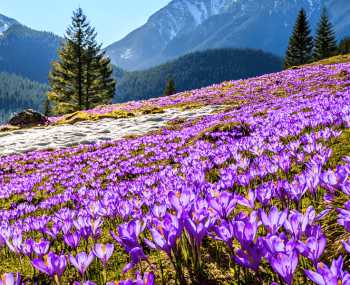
[0,23,9,36]
[184,1,203,25]
[120,48,133,60]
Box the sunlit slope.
[0,55,350,284]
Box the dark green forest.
[115,48,283,103]
[0,72,48,123]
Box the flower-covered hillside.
[1,58,350,284]
[50,54,349,125]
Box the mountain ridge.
[106,0,349,71]
[0,13,62,83]
[0,14,18,35]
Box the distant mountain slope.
[0,72,49,123]
[0,14,62,83]
[106,0,350,71]
[0,14,18,34]
[115,48,282,103]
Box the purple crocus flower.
[110,220,148,273]
[287,175,308,202]
[184,207,215,246]
[73,216,93,240]
[93,243,114,266]
[0,273,21,285]
[265,234,299,285]
[63,231,81,249]
[5,233,22,254]
[111,271,155,285]
[32,239,50,257]
[214,220,235,249]
[284,207,315,239]
[297,235,326,265]
[341,181,350,196]
[260,206,287,234]
[233,236,266,271]
[110,219,145,253]
[342,238,350,253]
[21,239,34,257]
[235,190,256,209]
[152,204,167,218]
[145,213,183,256]
[305,256,350,285]
[269,249,298,285]
[208,191,236,218]
[123,246,148,273]
[337,204,350,232]
[89,218,103,239]
[256,184,273,206]
[168,190,194,217]
[69,251,95,276]
[44,223,61,239]
[321,166,348,190]
[32,252,67,278]
[233,218,258,246]
[231,213,265,271]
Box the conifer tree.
[48,8,116,114]
[284,9,313,68]
[43,98,51,116]
[338,37,350,55]
[163,79,176,96]
[313,8,337,61]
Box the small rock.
[8,109,48,127]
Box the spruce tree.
[48,8,116,114]
[43,98,51,116]
[338,37,350,55]
[284,9,313,68]
[313,8,337,61]
[163,79,176,96]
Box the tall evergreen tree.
[48,8,116,114]
[43,98,51,116]
[313,8,337,61]
[284,9,313,68]
[338,37,350,55]
[163,79,176,96]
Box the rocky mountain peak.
[0,14,18,35]
[105,0,349,71]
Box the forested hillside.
[0,49,282,121]
[0,24,61,83]
[115,48,282,102]
[0,72,49,123]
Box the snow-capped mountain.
[106,0,233,70]
[106,0,350,71]
[0,14,18,36]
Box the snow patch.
[120,48,133,60]
[0,105,225,156]
[211,0,229,14]
[184,1,204,25]
[0,23,9,36]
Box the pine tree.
[43,98,51,116]
[338,37,350,55]
[163,79,176,96]
[313,8,337,61]
[48,8,116,114]
[284,9,313,68]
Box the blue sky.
[0,0,171,46]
